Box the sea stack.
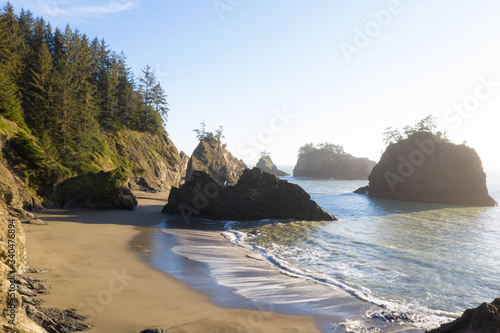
[163,168,336,222]
[358,132,497,206]
[293,144,376,179]
[256,154,289,177]
[185,139,247,186]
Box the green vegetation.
[3,129,71,187]
[0,3,169,176]
[0,3,181,199]
[298,142,348,157]
[56,167,129,202]
[258,152,275,170]
[383,114,449,145]
[193,121,225,145]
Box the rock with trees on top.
[356,115,497,206]
[293,142,376,179]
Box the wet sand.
[23,192,320,333]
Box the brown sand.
[23,192,320,333]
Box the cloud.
[17,0,138,23]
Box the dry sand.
[23,192,320,333]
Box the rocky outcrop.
[1,141,89,332]
[359,132,497,206]
[426,298,500,333]
[293,151,376,180]
[185,139,247,186]
[105,131,186,192]
[55,168,138,210]
[256,156,289,177]
[163,168,336,222]
[178,151,190,184]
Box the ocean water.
[148,169,500,332]
[223,169,500,330]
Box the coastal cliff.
[359,132,497,206]
[1,117,90,332]
[293,147,376,180]
[103,131,186,192]
[256,155,289,177]
[185,139,247,186]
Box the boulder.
[55,168,138,211]
[256,156,289,177]
[163,168,336,222]
[360,132,497,206]
[185,139,247,186]
[426,298,500,333]
[293,150,376,180]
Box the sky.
[7,0,500,170]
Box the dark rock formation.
[358,132,497,206]
[426,298,500,333]
[256,156,289,177]
[139,329,164,333]
[163,168,336,222]
[55,168,138,210]
[26,306,90,333]
[293,150,376,180]
[185,139,247,186]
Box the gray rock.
[426,298,500,333]
[362,132,497,206]
[256,156,289,177]
[55,169,138,211]
[293,150,376,179]
[163,168,336,222]
[185,139,247,186]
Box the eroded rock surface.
[163,168,336,222]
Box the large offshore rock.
[256,156,289,177]
[163,168,336,222]
[361,132,496,206]
[293,150,376,180]
[185,139,247,186]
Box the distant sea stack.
[293,143,376,179]
[163,168,336,222]
[256,155,290,177]
[185,138,247,186]
[357,132,497,206]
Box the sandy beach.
[22,192,321,333]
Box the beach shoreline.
[23,191,321,333]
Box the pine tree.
[25,42,56,135]
[0,4,25,125]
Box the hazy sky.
[8,0,500,169]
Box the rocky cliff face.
[185,139,247,186]
[256,156,289,177]
[103,131,186,192]
[1,120,91,332]
[363,132,497,206]
[163,168,336,222]
[0,169,46,332]
[293,151,376,180]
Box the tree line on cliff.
[0,3,168,174]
